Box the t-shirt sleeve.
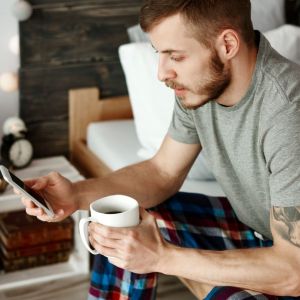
[263,103,300,207]
[168,96,200,144]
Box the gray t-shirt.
[168,33,300,239]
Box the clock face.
[9,139,33,168]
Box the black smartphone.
[0,165,54,217]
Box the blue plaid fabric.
[88,192,299,300]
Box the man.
[21,0,300,299]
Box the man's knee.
[178,277,213,299]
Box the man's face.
[149,14,231,109]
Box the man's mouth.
[165,82,187,92]
[174,87,186,96]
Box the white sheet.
[87,120,225,197]
[87,120,142,171]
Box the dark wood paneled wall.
[285,0,300,25]
[20,0,142,157]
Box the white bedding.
[87,120,225,197]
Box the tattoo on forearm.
[273,206,300,247]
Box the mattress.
[87,120,225,197]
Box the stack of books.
[0,210,74,272]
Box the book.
[1,250,71,272]
[0,210,74,249]
[0,240,73,259]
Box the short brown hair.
[140,0,255,48]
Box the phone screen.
[9,171,49,209]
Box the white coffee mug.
[79,194,139,255]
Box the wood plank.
[68,87,132,153]
[20,2,141,67]
[20,60,128,120]
[29,0,142,7]
[72,140,112,178]
[20,60,127,98]
[69,87,101,153]
[285,0,300,25]
[25,120,69,158]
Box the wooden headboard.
[19,0,142,158]
[68,87,133,178]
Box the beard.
[165,49,231,110]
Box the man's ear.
[215,29,240,62]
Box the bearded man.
[20,1,300,299]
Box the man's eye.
[170,56,183,62]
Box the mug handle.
[79,217,99,255]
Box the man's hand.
[17,172,79,222]
[88,209,169,274]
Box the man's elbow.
[276,257,300,296]
[282,271,300,297]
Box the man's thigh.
[150,192,274,299]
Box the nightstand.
[0,156,89,291]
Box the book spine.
[1,240,73,259]
[2,250,71,272]
[1,227,74,250]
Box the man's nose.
[157,56,176,82]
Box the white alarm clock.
[1,117,33,169]
[8,137,33,168]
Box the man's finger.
[89,229,121,248]
[89,236,120,258]
[13,188,21,195]
[21,198,36,208]
[90,223,127,239]
[23,179,38,188]
[25,176,48,190]
[26,207,44,217]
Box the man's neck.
[216,44,258,107]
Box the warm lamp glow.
[9,35,20,55]
[0,72,19,92]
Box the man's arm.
[74,134,201,209]
[159,205,300,296]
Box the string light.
[0,72,19,93]
[9,35,20,56]
[12,0,32,22]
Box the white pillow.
[119,43,174,157]
[250,0,285,32]
[119,43,215,180]
[265,25,300,65]
[127,24,149,43]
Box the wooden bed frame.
[68,87,133,178]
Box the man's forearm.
[159,244,299,296]
[73,160,182,210]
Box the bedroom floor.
[0,274,197,300]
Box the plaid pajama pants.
[88,192,299,300]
